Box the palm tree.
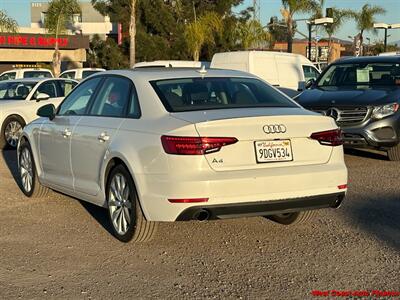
[281,0,320,53]
[0,9,18,32]
[236,20,270,50]
[129,0,136,67]
[324,8,353,62]
[352,4,386,55]
[44,0,81,76]
[184,12,222,61]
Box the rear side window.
[24,71,52,78]
[150,77,297,112]
[89,76,132,118]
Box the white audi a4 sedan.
[0,78,78,149]
[18,68,347,242]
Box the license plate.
[254,140,293,163]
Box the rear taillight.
[161,136,238,155]
[310,129,343,146]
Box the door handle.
[98,132,110,142]
[62,128,72,138]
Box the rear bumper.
[176,192,346,221]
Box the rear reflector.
[161,136,238,155]
[310,129,343,146]
[168,198,209,203]
[337,184,347,190]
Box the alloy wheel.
[108,173,133,235]
[20,147,33,193]
[5,121,22,148]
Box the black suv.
[295,56,400,160]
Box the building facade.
[0,1,115,73]
[30,2,117,39]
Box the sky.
[1,0,400,43]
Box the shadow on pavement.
[79,201,114,236]
[1,149,23,190]
[344,148,388,161]
[344,195,400,251]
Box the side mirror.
[297,81,306,91]
[37,104,56,120]
[305,78,316,89]
[35,93,50,102]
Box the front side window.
[0,81,36,100]
[151,77,297,112]
[318,62,400,87]
[89,77,132,117]
[0,72,16,81]
[34,81,57,99]
[58,80,78,97]
[303,65,320,82]
[58,77,102,116]
[24,71,52,78]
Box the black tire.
[106,164,157,243]
[18,141,50,198]
[0,115,25,150]
[387,144,400,161]
[266,210,316,225]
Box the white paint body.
[59,68,105,81]
[0,69,53,81]
[20,69,347,222]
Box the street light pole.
[384,28,388,52]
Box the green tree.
[267,17,297,49]
[352,4,386,55]
[44,0,81,76]
[236,19,270,50]
[0,9,18,32]
[281,0,320,53]
[87,34,129,69]
[184,12,222,61]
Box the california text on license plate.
[254,140,293,163]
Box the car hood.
[296,86,400,108]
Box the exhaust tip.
[193,209,210,221]
[333,195,345,208]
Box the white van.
[211,51,320,96]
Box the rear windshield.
[150,77,296,112]
[24,71,52,78]
[318,62,400,87]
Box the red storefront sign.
[0,33,89,50]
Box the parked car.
[59,68,105,81]
[295,56,400,160]
[0,78,78,149]
[210,51,320,97]
[0,68,53,81]
[18,68,347,242]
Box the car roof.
[0,78,78,84]
[91,68,258,81]
[61,68,106,72]
[333,55,400,64]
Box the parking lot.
[0,149,399,299]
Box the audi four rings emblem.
[263,124,287,134]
